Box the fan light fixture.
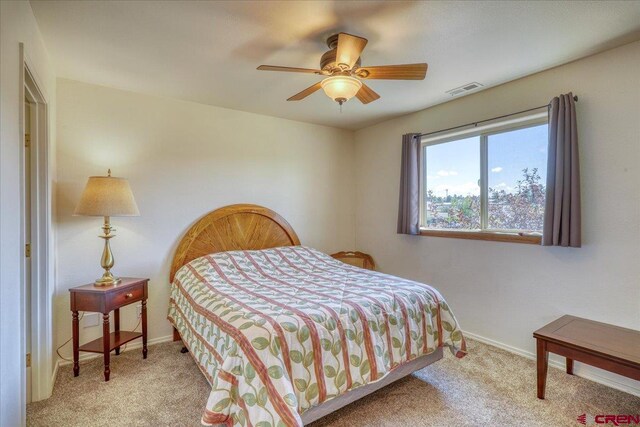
[321,75,362,105]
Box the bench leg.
[566,358,574,375]
[536,339,548,399]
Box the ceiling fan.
[257,32,428,107]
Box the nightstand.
[69,277,149,381]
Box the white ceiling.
[31,0,640,130]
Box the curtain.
[543,93,581,247]
[397,133,421,235]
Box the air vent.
[446,82,483,97]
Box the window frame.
[419,111,548,244]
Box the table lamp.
[74,169,139,285]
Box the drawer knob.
[125,293,133,298]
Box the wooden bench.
[533,315,640,399]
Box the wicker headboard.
[169,204,300,282]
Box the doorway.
[24,96,33,403]
[21,45,53,404]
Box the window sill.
[419,229,542,245]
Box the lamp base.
[95,216,121,286]
[95,272,121,286]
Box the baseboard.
[50,331,640,398]
[50,360,59,397]
[51,334,173,386]
[463,331,640,397]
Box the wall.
[0,1,57,425]
[54,79,355,365]
[354,41,640,393]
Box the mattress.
[168,246,466,426]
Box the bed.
[168,204,466,426]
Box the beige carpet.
[27,339,639,427]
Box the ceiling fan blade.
[356,63,428,80]
[287,81,323,101]
[257,65,323,74]
[355,83,380,104]
[336,33,368,70]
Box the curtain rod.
[418,95,578,138]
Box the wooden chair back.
[330,251,376,271]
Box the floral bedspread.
[168,246,466,427]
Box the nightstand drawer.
[108,284,144,310]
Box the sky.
[425,124,548,198]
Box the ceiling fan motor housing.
[321,34,362,73]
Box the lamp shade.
[321,76,362,103]
[74,174,140,217]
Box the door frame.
[20,43,54,402]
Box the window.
[424,136,480,230]
[421,113,548,241]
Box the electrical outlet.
[84,313,99,328]
[136,304,142,318]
